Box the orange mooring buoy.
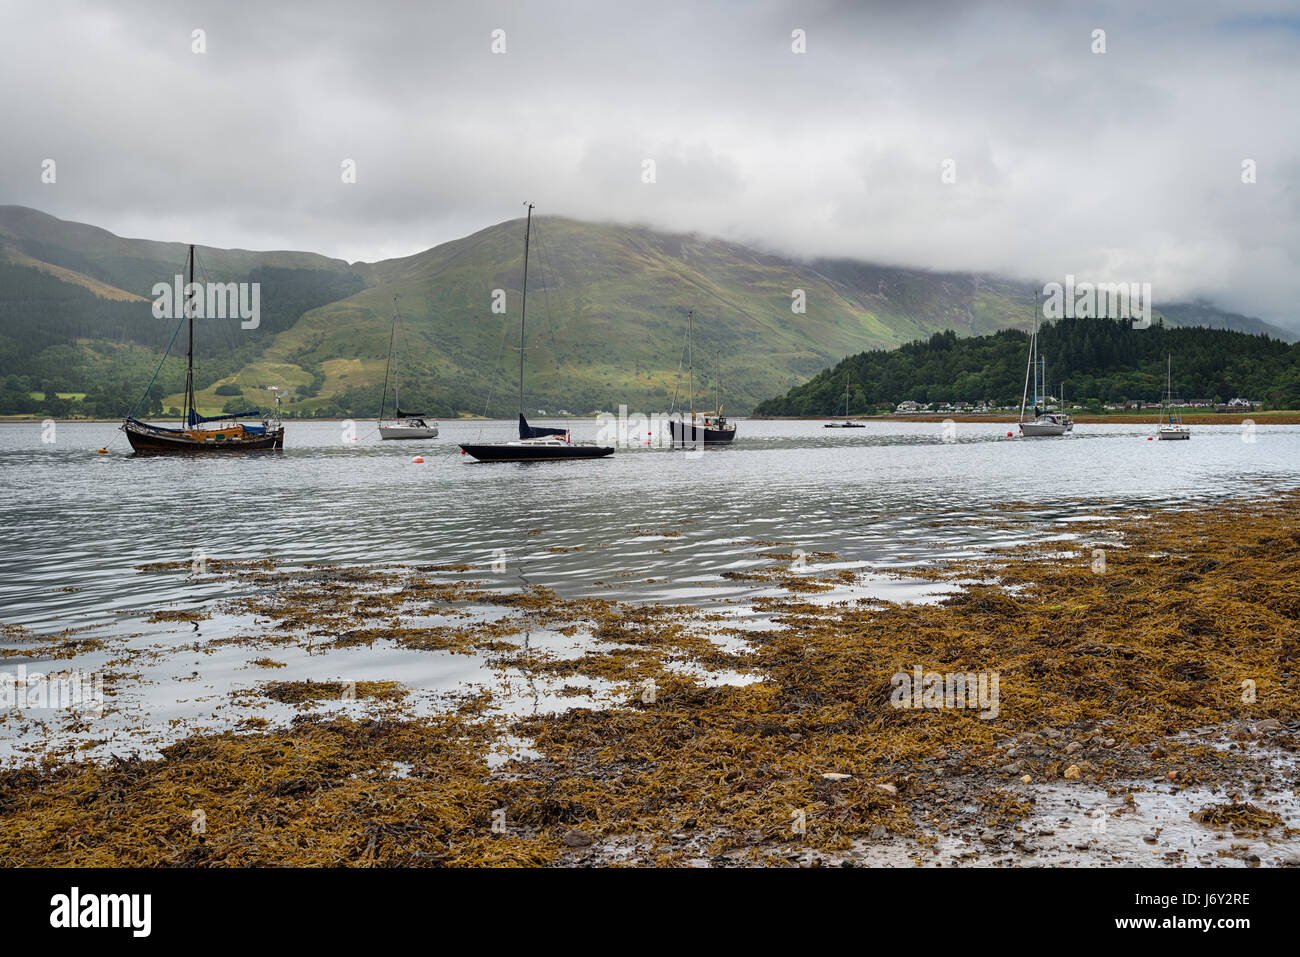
[411,456,424,463]
[96,448,108,454]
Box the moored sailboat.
[668,312,737,445]
[123,245,284,454]
[1157,355,1191,440]
[459,204,613,463]
[824,369,865,428]
[1018,292,1072,437]
[377,296,438,440]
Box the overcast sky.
[2,0,1297,329]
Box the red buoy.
[411,456,424,463]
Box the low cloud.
[1,0,1296,329]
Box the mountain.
[1,205,1294,418]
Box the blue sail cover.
[518,414,566,439]
[188,409,260,425]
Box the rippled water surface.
[3,417,1298,631]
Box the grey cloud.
[1,0,1296,328]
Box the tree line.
[754,319,1300,415]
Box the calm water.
[1,417,1297,761]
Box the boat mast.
[714,350,719,414]
[1020,291,1034,423]
[1032,304,1040,411]
[184,244,195,426]
[519,203,533,417]
[687,310,694,419]
[1170,356,1180,421]
[393,296,400,415]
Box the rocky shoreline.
[1,494,1297,866]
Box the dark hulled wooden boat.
[669,416,737,444]
[668,313,737,447]
[123,245,284,455]
[125,418,283,454]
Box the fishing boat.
[377,296,438,440]
[1018,292,1072,437]
[668,312,737,445]
[1157,355,1190,441]
[123,245,284,454]
[824,370,865,428]
[459,204,613,463]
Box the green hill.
[753,319,1300,415]
[2,205,1294,419]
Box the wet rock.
[1020,775,1033,784]
[1065,742,1082,754]
[1044,729,1063,739]
[821,772,852,781]
[1166,770,1180,781]
[1064,765,1081,780]
[561,829,594,847]
[1103,738,1116,747]
[876,782,898,796]
[1256,719,1282,732]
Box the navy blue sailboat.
[460,205,613,463]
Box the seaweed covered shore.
[1,493,1298,866]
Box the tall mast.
[1032,297,1040,409]
[185,244,195,425]
[393,296,400,414]
[1020,291,1034,423]
[687,310,694,418]
[1170,353,1180,421]
[714,350,719,413]
[519,203,533,416]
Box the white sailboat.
[378,296,439,440]
[1018,292,1073,437]
[1157,355,1190,440]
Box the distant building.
[895,400,923,413]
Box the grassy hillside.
[2,205,1294,419]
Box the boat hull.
[1158,428,1191,440]
[125,419,284,454]
[1019,422,1068,437]
[669,420,737,444]
[824,422,865,429]
[459,443,614,462]
[379,425,439,440]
